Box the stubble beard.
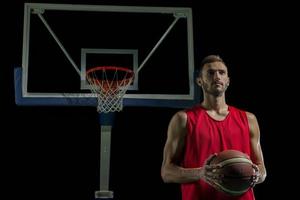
[202,83,227,97]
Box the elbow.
[161,168,173,183]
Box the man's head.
[198,55,225,76]
[197,55,230,97]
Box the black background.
[2,0,298,200]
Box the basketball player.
[161,55,266,200]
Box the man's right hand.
[201,153,223,190]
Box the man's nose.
[214,72,221,80]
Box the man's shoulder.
[181,105,205,120]
[229,105,256,118]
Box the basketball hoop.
[86,66,134,113]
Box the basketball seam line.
[213,181,250,195]
[218,157,253,167]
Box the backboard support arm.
[136,15,182,74]
[33,9,81,76]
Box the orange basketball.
[209,149,255,196]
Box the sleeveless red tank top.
[181,105,255,200]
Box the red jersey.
[181,105,255,200]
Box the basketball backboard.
[15,3,200,108]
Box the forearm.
[161,164,203,183]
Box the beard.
[202,82,228,97]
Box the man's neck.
[201,96,228,113]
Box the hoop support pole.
[95,113,115,199]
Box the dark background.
[2,0,297,200]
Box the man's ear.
[226,77,230,87]
[196,77,202,87]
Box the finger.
[205,169,223,180]
[252,164,259,172]
[204,176,216,186]
[205,153,218,165]
[205,163,222,172]
[205,177,223,191]
[250,175,258,187]
[252,164,260,180]
[250,172,260,187]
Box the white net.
[86,66,134,113]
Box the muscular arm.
[247,112,267,184]
[161,111,204,183]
